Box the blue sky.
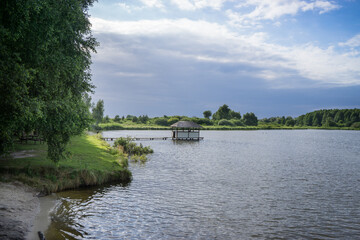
[89,0,360,118]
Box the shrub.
[231,119,244,126]
[113,137,153,155]
[154,118,169,126]
[167,117,179,125]
[97,122,124,130]
[218,119,234,126]
[194,118,213,126]
[351,122,360,128]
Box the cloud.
[139,0,165,9]
[90,17,360,88]
[170,0,226,11]
[228,0,340,26]
[114,72,154,78]
[339,34,360,48]
[116,3,132,13]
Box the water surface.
[46,130,360,239]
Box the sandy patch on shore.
[0,182,40,240]
[26,194,57,240]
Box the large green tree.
[0,0,97,162]
[212,104,241,120]
[213,104,231,120]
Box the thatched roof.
[170,121,203,129]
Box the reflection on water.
[46,130,360,239]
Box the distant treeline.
[93,104,258,129]
[296,109,360,128]
[91,99,360,130]
[261,109,360,128]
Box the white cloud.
[339,34,360,48]
[229,0,340,26]
[116,3,132,13]
[303,0,340,14]
[171,0,196,10]
[170,0,226,11]
[139,0,164,8]
[91,17,360,88]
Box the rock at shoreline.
[0,182,40,240]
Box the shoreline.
[0,134,131,239]
[0,182,40,240]
[96,127,360,131]
[26,193,57,240]
[0,181,57,240]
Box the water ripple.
[47,130,360,239]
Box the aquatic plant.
[113,137,153,164]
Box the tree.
[324,117,337,127]
[213,104,231,120]
[154,118,168,126]
[132,116,138,123]
[104,115,110,123]
[167,117,179,125]
[243,112,258,126]
[114,115,121,122]
[312,112,322,127]
[92,100,104,125]
[138,115,149,124]
[285,116,295,126]
[230,111,241,119]
[203,110,212,119]
[0,0,97,161]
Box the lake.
[46,130,360,239]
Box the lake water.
[46,130,360,239]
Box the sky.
[88,0,360,118]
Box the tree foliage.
[0,0,97,162]
[218,119,234,126]
[212,104,241,120]
[243,112,258,126]
[203,110,212,119]
[295,109,360,127]
[114,115,121,122]
[92,100,104,124]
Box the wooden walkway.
[101,137,204,141]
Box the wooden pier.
[101,137,204,141]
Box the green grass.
[0,134,131,194]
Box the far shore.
[95,126,360,131]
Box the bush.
[97,122,124,130]
[180,117,192,121]
[243,112,258,126]
[194,118,213,126]
[113,138,153,155]
[167,117,179,125]
[154,118,169,126]
[231,119,244,126]
[218,119,234,126]
[351,122,360,128]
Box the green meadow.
[0,134,131,194]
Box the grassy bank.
[0,134,131,194]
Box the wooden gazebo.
[170,121,203,141]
